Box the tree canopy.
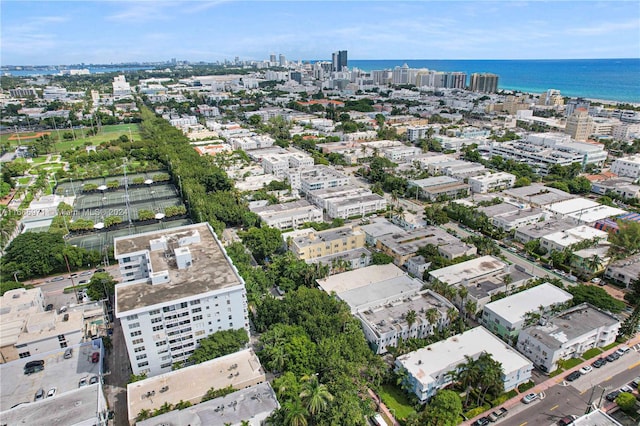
[188,328,249,364]
[567,285,626,313]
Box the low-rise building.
[284,225,365,260]
[300,166,350,194]
[514,218,583,244]
[251,200,323,230]
[483,204,548,231]
[360,217,406,246]
[540,225,608,253]
[428,256,507,287]
[306,247,372,272]
[481,283,573,342]
[383,146,422,162]
[591,178,640,200]
[376,226,469,266]
[604,253,640,288]
[325,193,387,219]
[571,245,611,277]
[502,184,575,208]
[408,176,470,201]
[516,303,620,373]
[545,198,626,225]
[468,172,516,193]
[610,155,640,179]
[405,255,430,278]
[395,327,533,403]
[127,349,266,425]
[358,290,456,354]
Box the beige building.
[565,108,593,141]
[284,225,365,260]
[127,348,266,425]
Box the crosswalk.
[632,343,640,352]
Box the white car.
[47,388,56,398]
[579,365,593,375]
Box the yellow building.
[285,225,365,260]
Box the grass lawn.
[30,156,47,164]
[17,177,31,185]
[582,348,603,360]
[602,342,620,351]
[378,384,416,420]
[563,358,583,369]
[53,123,142,152]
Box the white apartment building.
[307,185,373,210]
[262,152,314,178]
[540,225,608,253]
[396,327,533,403]
[300,166,350,194]
[326,194,387,219]
[480,283,573,342]
[251,200,323,230]
[468,172,516,193]
[114,223,249,377]
[229,135,275,151]
[113,75,132,97]
[517,304,620,373]
[383,146,422,163]
[611,155,640,179]
[358,290,456,354]
[406,126,433,142]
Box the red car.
[91,352,100,363]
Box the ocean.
[348,58,640,104]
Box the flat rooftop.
[136,382,279,426]
[522,304,620,350]
[377,226,459,256]
[567,205,627,223]
[516,218,579,239]
[546,198,600,215]
[250,199,314,214]
[339,275,424,312]
[291,225,362,248]
[543,226,608,246]
[328,193,385,207]
[483,283,573,325]
[478,203,519,218]
[396,326,532,387]
[306,247,372,265]
[429,256,506,286]
[0,341,103,413]
[573,409,623,426]
[316,264,407,295]
[360,218,405,239]
[409,176,459,188]
[127,349,265,424]
[114,223,244,315]
[503,184,575,206]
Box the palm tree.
[476,352,504,406]
[457,286,468,313]
[455,355,481,408]
[425,308,439,330]
[447,307,459,325]
[405,309,417,335]
[299,374,334,416]
[587,254,604,274]
[465,300,477,320]
[283,399,309,426]
[502,274,513,294]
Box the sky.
[1,1,639,65]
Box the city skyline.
[1,1,639,65]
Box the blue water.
[3,66,155,76]
[348,59,640,103]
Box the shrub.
[517,381,535,393]
[616,392,636,413]
[464,405,490,420]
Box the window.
[131,331,142,337]
[152,325,163,332]
[132,338,144,345]
[19,351,31,358]
[149,309,161,315]
[190,300,200,305]
[137,361,149,368]
[227,300,231,305]
[136,354,147,360]
[123,257,131,262]
[228,315,232,320]
[134,346,146,353]
[60,342,68,348]
[129,322,140,329]
[193,315,203,321]
[155,341,166,347]
[161,362,172,369]
[192,307,202,313]
[57,334,66,342]
[151,317,162,324]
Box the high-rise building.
[269,53,276,65]
[114,223,249,377]
[565,108,593,141]
[332,50,348,72]
[565,98,590,118]
[469,73,499,93]
[279,54,287,67]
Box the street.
[502,349,640,426]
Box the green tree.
[615,392,636,413]
[419,390,463,426]
[283,399,309,426]
[240,226,283,263]
[86,272,116,301]
[299,374,334,416]
[371,252,393,265]
[406,309,417,331]
[619,304,640,339]
[609,220,640,256]
[188,329,249,364]
[567,285,626,313]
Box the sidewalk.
[463,335,640,425]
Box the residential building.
[251,200,322,230]
[383,146,422,162]
[565,108,593,141]
[571,245,611,276]
[540,225,608,253]
[127,349,266,425]
[306,247,372,272]
[611,155,640,179]
[307,185,375,210]
[468,172,516,193]
[284,225,365,260]
[114,223,249,377]
[408,176,470,201]
[405,255,430,278]
[136,382,279,426]
[503,184,575,208]
[480,283,573,342]
[514,218,580,244]
[604,253,640,288]
[517,303,620,373]
[262,152,314,178]
[426,160,486,179]
[428,256,507,287]
[113,75,132,98]
[395,327,532,403]
[406,126,434,142]
[229,135,275,151]
[332,50,348,72]
[299,166,350,194]
[360,217,406,246]
[545,198,626,225]
[325,193,387,219]
[358,290,456,354]
[591,178,640,199]
[376,226,470,266]
[573,410,623,426]
[469,73,499,93]
[489,206,548,232]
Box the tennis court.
[56,170,167,197]
[66,219,193,252]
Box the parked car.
[78,377,88,387]
[89,376,99,385]
[558,415,578,426]
[631,376,640,388]
[542,264,552,270]
[45,304,54,311]
[522,393,538,404]
[606,389,622,402]
[472,417,490,426]
[95,268,105,273]
[579,365,593,375]
[566,371,582,382]
[24,360,44,375]
[605,353,619,362]
[620,384,634,393]
[80,270,93,276]
[46,388,56,398]
[591,277,601,284]
[487,407,508,422]
[34,388,44,401]
[591,357,607,368]
[64,347,73,359]
[50,276,65,282]
[616,346,630,356]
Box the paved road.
[502,351,640,426]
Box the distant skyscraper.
[469,73,499,93]
[565,98,590,118]
[279,54,286,67]
[270,53,276,65]
[332,50,347,72]
[565,108,593,141]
